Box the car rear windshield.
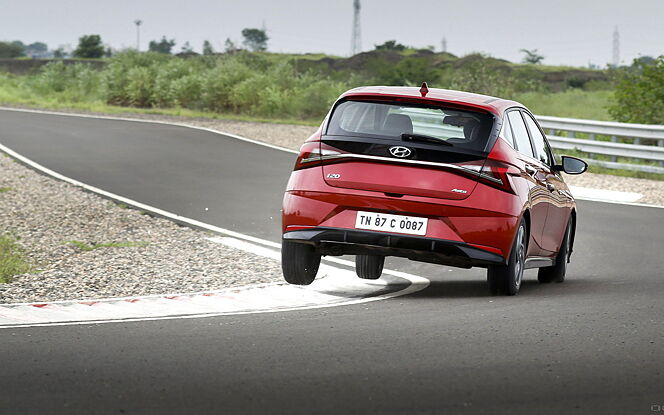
[326,100,495,152]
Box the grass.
[1,54,657,182]
[584,165,664,181]
[556,148,664,181]
[0,98,320,127]
[0,80,612,127]
[513,90,613,121]
[4,88,658,181]
[66,240,149,251]
[0,234,32,283]
[0,187,12,193]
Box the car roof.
[340,86,523,116]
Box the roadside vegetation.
[0,48,617,123]
[0,234,32,283]
[609,56,664,124]
[1,45,662,180]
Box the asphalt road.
[1,109,663,414]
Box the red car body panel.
[282,86,576,269]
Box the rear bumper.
[283,227,506,269]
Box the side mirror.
[555,156,588,175]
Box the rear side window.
[523,113,552,166]
[326,100,495,152]
[500,119,515,148]
[507,111,535,158]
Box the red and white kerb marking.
[0,237,428,329]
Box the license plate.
[355,211,428,236]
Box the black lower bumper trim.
[283,228,506,269]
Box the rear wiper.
[401,133,453,146]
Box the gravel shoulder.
[0,153,282,304]
[1,107,663,304]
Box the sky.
[1,0,663,67]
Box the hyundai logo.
[388,146,412,158]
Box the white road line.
[0,106,299,154]
[1,106,662,209]
[0,241,429,328]
[0,108,430,327]
[0,139,281,249]
[569,186,643,203]
[0,107,661,327]
[0,233,426,328]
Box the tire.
[487,219,527,296]
[355,255,385,280]
[281,240,321,285]
[538,219,572,284]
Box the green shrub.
[124,66,155,107]
[26,61,103,102]
[102,51,168,106]
[201,58,253,112]
[170,74,204,108]
[444,61,515,97]
[3,50,617,123]
[370,56,442,86]
[608,56,664,124]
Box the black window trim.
[499,110,517,149]
[520,109,556,168]
[504,107,536,160]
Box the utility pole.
[134,19,142,51]
[612,26,620,67]
[441,37,447,53]
[351,0,361,56]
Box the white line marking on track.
[0,234,429,329]
[2,106,662,209]
[0,237,428,329]
[0,107,661,327]
[0,108,430,327]
[569,186,643,203]
[0,106,299,154]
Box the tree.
[520,49,544,64]
[224,38,238,53]
[202,40,214,55]
[11,40,25,51]
[632,55,655,67]
[375,40,406,51]
[148,36,176,54]
[25,42,48,56]
[180,41,193,54]
[0,41,24,58]
[241,28,268,52]
[53,48,66,58]
[608,56,664,124]
[74,35,104,58]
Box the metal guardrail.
[536,116,664,174]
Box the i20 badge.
[388,146,412,158]
[326,173,341,179]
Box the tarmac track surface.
[0,109,663,414]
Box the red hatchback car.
[281,85,587,295]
